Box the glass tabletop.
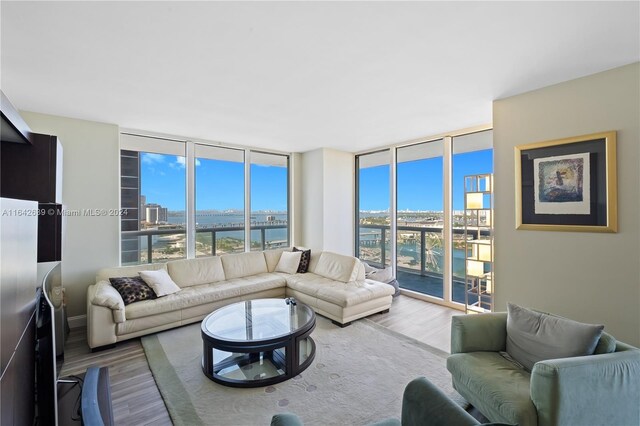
[202,298,315,343]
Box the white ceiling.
[1,1,638,153]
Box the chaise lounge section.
[87,249,394,349]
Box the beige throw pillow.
[139,269,181,297]
[275,251,302,274]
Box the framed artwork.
[515,131,617,232]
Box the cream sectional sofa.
[87,249,394,349]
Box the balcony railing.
[358,223,490,302]
[122,223,288,264]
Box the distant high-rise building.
[159,207,168,223]
[144,203,168,224]
[139,195,146,223]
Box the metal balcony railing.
[358,223,490,301]
[122,223,288,263]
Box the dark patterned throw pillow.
[293,247,311,273]
[109,276,157,305]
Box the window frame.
[119,131,291,265]
[354,125,492,309]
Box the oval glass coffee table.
[201,298,316,388]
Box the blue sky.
[359,149,493,211]
[140,153,287,211]
[140,149,491,212]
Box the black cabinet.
[1,133,62,204]
[1,133,63,262]
[38,203,63,262]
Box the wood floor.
[59,295,460,425]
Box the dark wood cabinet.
[1,134,63,261]
[1,133,62,204]
[38,203,63,262]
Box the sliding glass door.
[396,140,444,298]
[355,128,493,307]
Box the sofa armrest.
[90,281,126,323]
[450,313,507,354]
[531,349,640,426]
[401,377,478,426]
[270,413,304,426]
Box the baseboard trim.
[68,314,87,329]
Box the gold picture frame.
[515,131,617,232]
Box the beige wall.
[493,62,640,346]
[21,112,120,318]
[300,148,354,255]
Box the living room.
[1,2,639,426]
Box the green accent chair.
[447,313,640,426]
[270,376,512,426]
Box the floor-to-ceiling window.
[356,150,391,267]
[250,152,290,251]
[396,139,444,298]
[120,133,290,265]
[452,130,493,303]
[355,128,493,307]
[195,145,245,256]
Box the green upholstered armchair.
[447,313,640,426]
[271,376,510,426]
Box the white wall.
[322,149,354,254]
[300,148,354,255]
[493,63,640,346]
[301,149,325,252]
[21,112,120,318]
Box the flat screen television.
[36,262,65,426]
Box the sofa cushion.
[314,252,360,283]
[124,272,286,319]
[594,331,617,354]
[167,256,225,288]
[96,263,167,283]
[283,272,336,297]
[506,303,604,371]
[139,269,181,297]
[285,273,394,307]
[316,279,394,307]
[447,352,537,426]
[109,276,157,305]
[221,251,269,279]
[275,251,302,274]
[264,248,288,272]
[293,247,311,273]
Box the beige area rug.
[141,316,465,426]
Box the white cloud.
[141,153,166,164]
[171,156,200,168]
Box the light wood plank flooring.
[368,293,462,353]
[59,295,460,425]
